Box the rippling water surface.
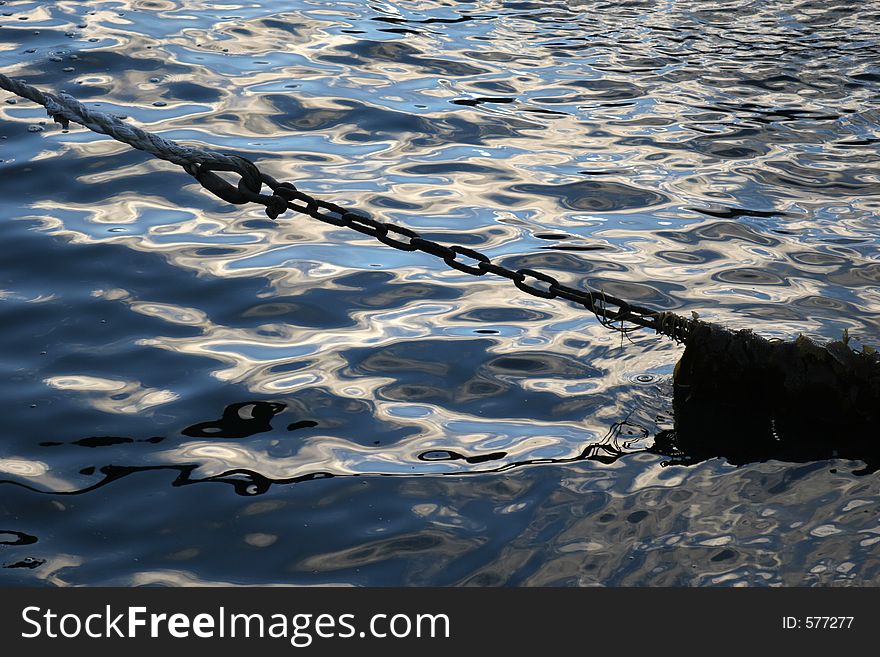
[2,0,880,586]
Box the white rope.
[0,72,243,171]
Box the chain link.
[263,179,682,339]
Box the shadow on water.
[0,400,640,500]
[4,390,878,508]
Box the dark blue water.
[2,0,880,586]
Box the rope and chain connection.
[0,73,696,344]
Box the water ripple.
[2,0,880,586]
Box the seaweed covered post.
[662,321,880,469]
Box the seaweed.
[653,322,880,473]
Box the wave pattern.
[1,0,879,585]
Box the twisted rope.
[0,72,272,203]
[1,73,242,169]
[0,73,699,344]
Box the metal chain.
[1,74,697,343]
[252,172,668,337]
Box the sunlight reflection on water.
[1,0,879,586]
